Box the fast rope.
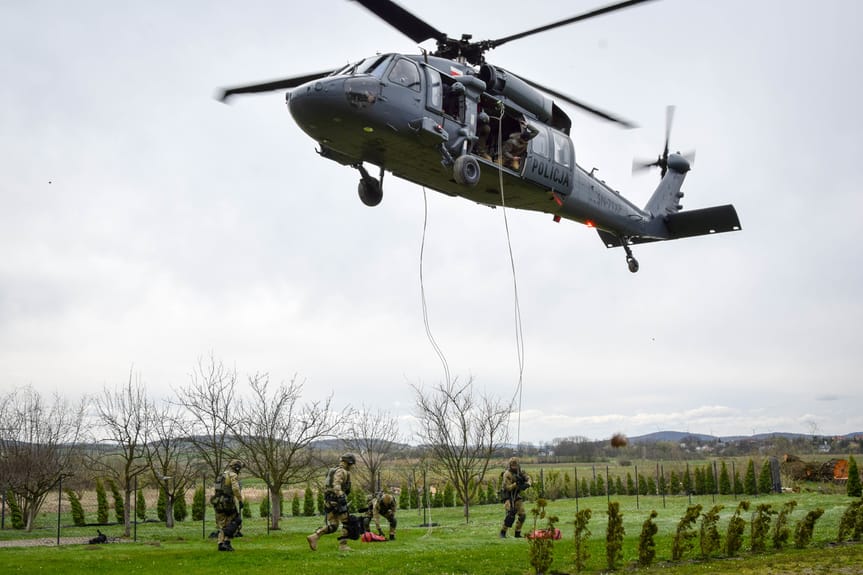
[491,107,527,449]
[420,187,451,388]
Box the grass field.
[1,492,861,574]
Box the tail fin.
[644,154,689,217]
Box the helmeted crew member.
[500,117,538,171]
[307,453,357,552]
[365,491,398,540]
[500,456,532,538]
[213,459,244,552]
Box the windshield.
[331,55,392,78]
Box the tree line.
[0,356,513,533]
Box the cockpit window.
[333,55,391,78]
[388,58,421,92]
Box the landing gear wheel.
[358,177,382,207]
[622,238,639,273]
[453,155,480,186]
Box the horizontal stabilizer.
[665,204,741,238]
[598,204,741,247]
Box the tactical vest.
[210,472,236,513]
[324,466,351,497]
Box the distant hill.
[627,431,718,444]
[626,430,863,444]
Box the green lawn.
[1,493,861,574]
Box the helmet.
[508,457,519,469]
[340,453,356,466]
[381,494,394,506]
[478,112,490,124]
[229,459,244,471]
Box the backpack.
[210,472,235,513]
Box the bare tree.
[228,373,343,530]
[413,377,511,523]
[0,387,86,531]
[90,369,151,537]
[173,354,238,480]
[143,400,199,528]
[342,405,402,494]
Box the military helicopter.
[218,0,741,273]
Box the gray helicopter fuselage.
[287,53,657,236]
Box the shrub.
[704,464,716,495]
[174,491,188,522]
[6,491,24,529]
[137,488,148,520]
[725,500,750,556]
[573,508,592,572]
[758,460,773,494]
[772,500,797,549]
[304,486,315,517]
[527,498,558,575]
[837,499,863,542]
[106,479,124,523]
[66,489,86,527]
[672,504,702,560]
[605,501,625,570]
[719,461,731,494]
[96,479,110,524]
[793,508,824,548]
[733,469,744,495]
[156,486,166,522]
[700,504,724,558]
[260,492,270,518]
[486,481,496,504]
[848,455,862,497]
[292,492,300,516]
[750,503,775,553]
[638,510,659,567]
[191,485,204,521]
[444,482,456,507]
[669,470,681,495]
[744,460,757,495]
[317,489,326,514]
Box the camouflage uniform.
[500,120,538,171]
[307,453,356,552]
[365,492,398,540]
[213,460,244,551]
[500,457,531,538]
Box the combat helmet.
[340,453,357,466]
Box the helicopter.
[218,0,741,273]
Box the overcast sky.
[2,0,862,446]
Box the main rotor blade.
[352,0,447,44]
[663,104,675,158]
[217,70,336,102]
[489,0,657,50]
[517,75,637,128]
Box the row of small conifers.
[525,498,863,573]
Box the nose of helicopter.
[288,76,379,141]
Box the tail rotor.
[633,105,694,178]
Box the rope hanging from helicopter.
[419,188,452,389]
[417,106,526,448]
[490,105,526,449]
